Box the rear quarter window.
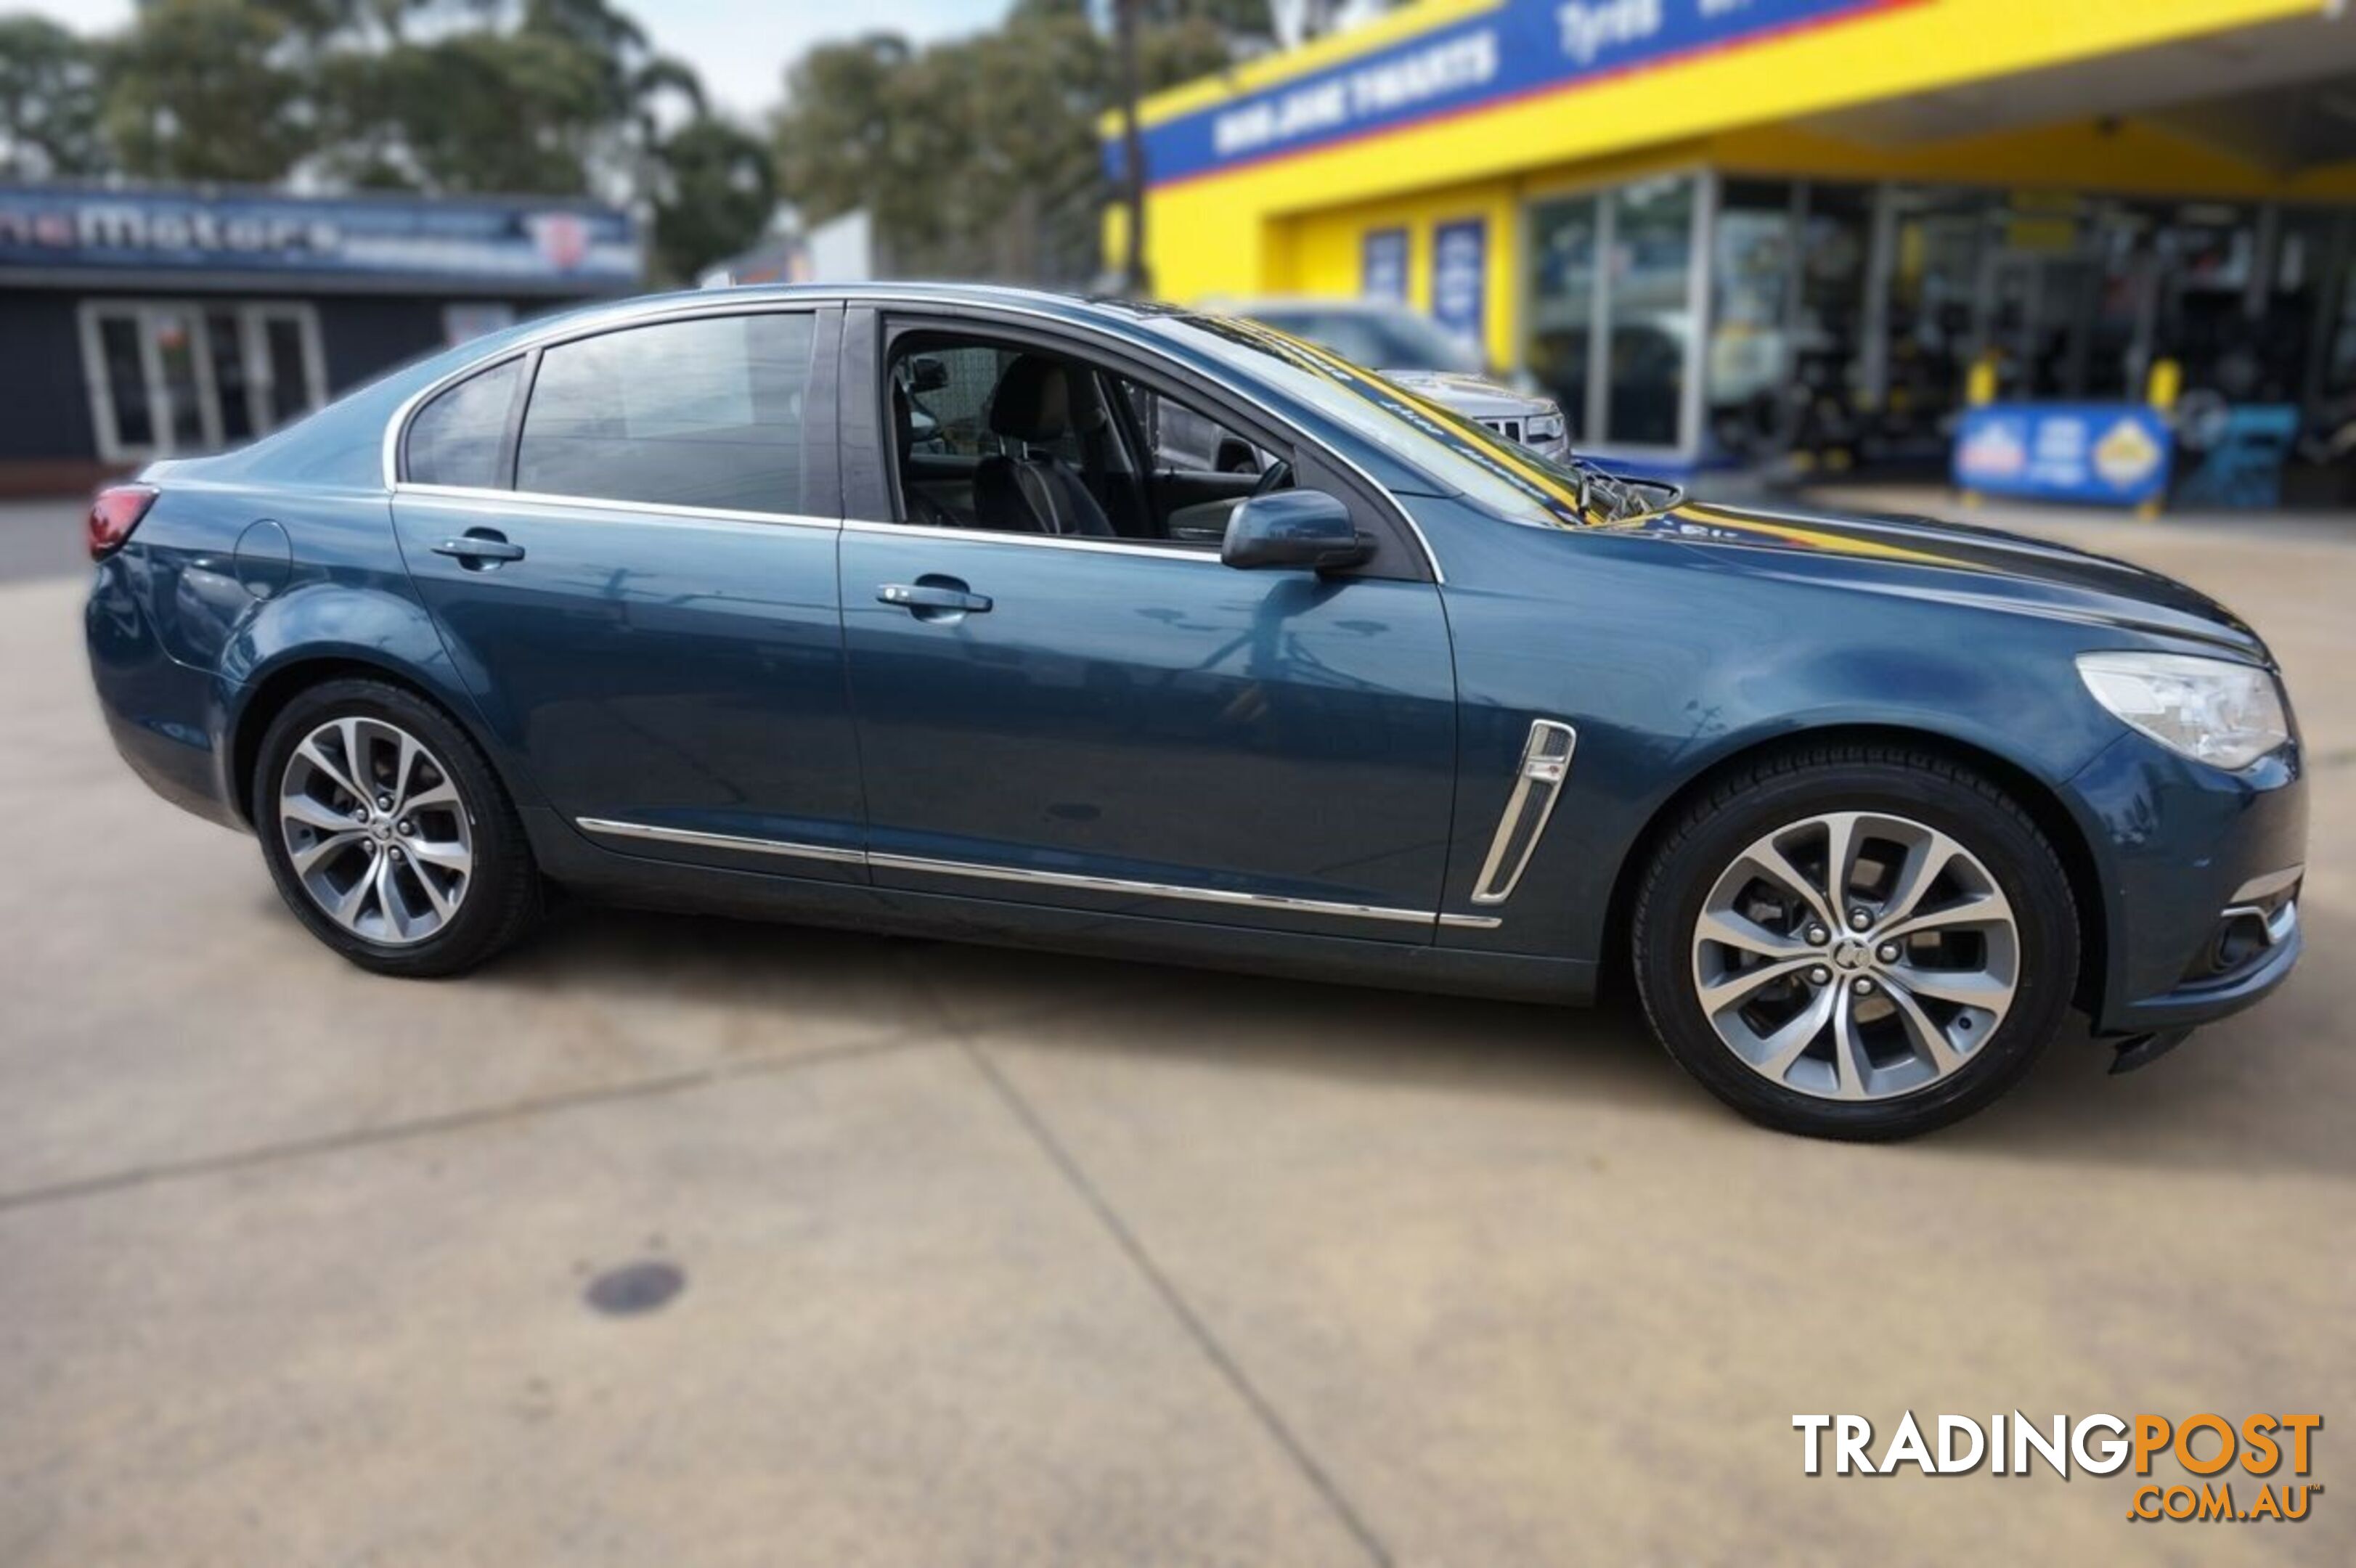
[404,357,524,489]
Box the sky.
[15,0,1011,121]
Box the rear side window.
[406,358,523,489]
[515,313,817,513]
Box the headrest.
[988,355,1072,442]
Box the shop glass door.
[1605,176,1697,449]
[81,301,326,462]
[1525,194,1599,444]
[1521,172,1704,460]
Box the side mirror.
[1220,489,1369,571]
[908,355,950,393]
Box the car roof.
[529,281,1193,343]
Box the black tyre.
[1631,743,2077,1140]
[252,677,540,978]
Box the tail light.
[88,483,158,560]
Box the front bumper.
[2067,730,2307,1036]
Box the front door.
[839,317,1459,939]
[391,306,865,878]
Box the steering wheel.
[1250,457,1294,497]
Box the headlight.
[1525,408,1565,443]
[2076,651,2289,770]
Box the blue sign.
[1954,404,2174,507]
[1431,219,1486,348]
[0,185,637,290]
[1362,227,1409,302]
[1109,0,1891,187]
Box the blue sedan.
[83,285,2305,1138]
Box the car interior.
[886,330,1290,548]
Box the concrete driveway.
[3,496,2351,1565]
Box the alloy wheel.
[1688,810,2020,1102]
[277,716,473,946]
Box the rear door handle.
[433,530,526,568]
[878,581,992,616]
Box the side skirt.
[523,809,1594,1006]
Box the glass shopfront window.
[1704,179,1878,465]
[1520,166,2356,478]
[1797,184,1872,409]
[1708,180,1797,459]
[1880,185,1996,460]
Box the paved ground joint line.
[0,1031,931,1216]
[959,1039,1396,1568]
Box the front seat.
[974,356,1115,536]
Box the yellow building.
[1109,0,2356,477]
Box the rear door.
[391,304,866,878]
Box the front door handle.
[433,529,526,569]
[878,580,992,618]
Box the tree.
[649,116,774,282]
[102,0,316,184]
[0,14,105,179]
[770,1,1271,285]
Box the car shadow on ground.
[399,891,2355,1183]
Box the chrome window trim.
[381,301,825,494]
[576,814,1461,927]
[396,483,841,531]
[576,817,864,865]
[1468,719,1579,906]
[841,516,1215,564]
[379,287,1446,584]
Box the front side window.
[515,312,815,513]
[884,327,1311,547]
[407,357,523,489]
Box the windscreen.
[1246,307,1483,375]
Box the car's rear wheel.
[253,677,539,977]
[1631,743,2077,1140]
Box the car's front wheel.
[1631,743,2078,1140]
[253,677,540,977]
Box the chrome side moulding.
[867,851,1435,924]
[576,816,1446,926]
[575,817,864,866]
[1468,719,1578,906]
